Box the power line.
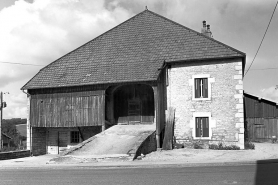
[250,67,278,71]
[0,61,44,66]
[244,0,278,77]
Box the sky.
[0,0,277,119]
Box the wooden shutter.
[195,79,201,98]
[202,78,208,98]
[202,117,209,137]
[196,117,201,137]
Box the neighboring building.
[244,92,278,142]
[1,133,12,148]
[21,9,246,155]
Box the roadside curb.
[1,158,278,169]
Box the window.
[190,74,214,101]
[195,117,209,137]
[70,131,80,143]
[195,78,208,98]
[190,112,215,139]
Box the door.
[58,131,68,153]
[47,130,68,154]
[47,130,58,154]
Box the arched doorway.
[114,84,154,125]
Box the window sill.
[192,98,211,101]
[193,137,211,140]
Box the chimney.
[206,24,212,38]
[201,21,213,38]
[201,20,207,34]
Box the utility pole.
[0,92,7,149]
[0,92,2,149]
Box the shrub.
[193,141,203,149]
[208,143,218,150]
[209,143,240,150]
[245,141,255,150]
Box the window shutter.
[195,79,201,98]
[196,117,201,137]
[202,117,209,137]
[203,78,208,98]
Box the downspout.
[22,89,32,156]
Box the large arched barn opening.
[113,84,154,125]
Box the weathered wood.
[246,118,278,142]
[153,86,160,148]
[245,94,278,118]
[30,90,105,127]
[162,107,175,150]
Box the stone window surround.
[190,112,216,140]
[189,74,215,101]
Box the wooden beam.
[101,91,106,131]
[153,86,160,149]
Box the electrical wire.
[0,61,44,66]
[244,0,278,77]
[250,67,278,71]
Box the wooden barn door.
[47,130,58,154]
[58,131,68,154]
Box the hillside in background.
[2,118,27,125]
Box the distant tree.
[2,118,27,150]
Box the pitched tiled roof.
[22,10,245,90]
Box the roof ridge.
[146,9,246,57]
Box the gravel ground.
[141,142,278,163]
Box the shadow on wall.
[255,159,278,184]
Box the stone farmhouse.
[22,9,246,155]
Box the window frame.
[190,74,214,101]
[190,112,215,140]
[195,117,209,137]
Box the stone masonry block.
[234,94,243,99]
[235,65,242,70]
[236,85,243,90]
[235,113,243,118]
[234,75,242,80]
[236,104,243,109]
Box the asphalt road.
[0,163,277,185]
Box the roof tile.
[22,10,245,90]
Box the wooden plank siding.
[246,118,278,142]
[30,90,105,127]
[244,94,278,118]
[244,93,278,142]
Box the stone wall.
[167,58,244,148]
